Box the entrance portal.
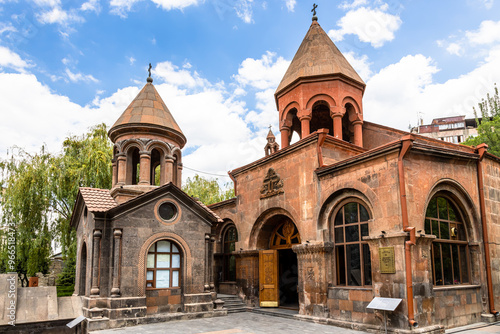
[279,248,298,309]
[258,215,300,309]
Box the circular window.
[158,202,178,221]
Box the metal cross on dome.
[311,3,318,16]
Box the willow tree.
[0,147,53,286]
[0,123,113,286]
[51,123,113,261]
[51,123,113,286]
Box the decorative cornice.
[292,242,333,254]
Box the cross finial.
[147,63,153,83]
[268,124,272,130]
[311,3,317,16]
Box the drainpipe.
[398,135,418,328]
[476,144,499,316]
[229,173,237,196]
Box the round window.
[158,202,178,221]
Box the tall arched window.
[146,240,181,289]
[425,196,470,285]
[333,201,371,286]
[223,226,238,281]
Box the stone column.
[280,126,290,148]
[176,162,183,187]
[210,236,216,291]
[90,229,102,296]
[138,151,151,185]
[292,242,333,317]
[331,107,345,140]
[299,114,311,138]
[353,120,363,147]
[116,154,126,186]
[204,234,210,291]
[164,155,174,185]
[111,229,122,297]
[111,158,117,188]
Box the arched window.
[425,196,470,285]
[270,219,301,249]
[223,226,238,281]
[333,201,371,286]
[146,240,181,289]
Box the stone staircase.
[217,294,247,313]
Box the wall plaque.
[379,247,396,274]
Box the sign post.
[366,297,402,334]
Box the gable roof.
[275,20,365,96]
[79,187,117,212]
[106,182,223,224]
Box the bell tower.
[108,72,186,204]
[275,14,365,148]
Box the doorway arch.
[253,212,301,309]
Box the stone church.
[70,15,500,333]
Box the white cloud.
[446,43,463,56]
[339,0,368,10]
[0,22,17,35]
[234,51,290,90]
[128,56,136,65]
[36,7,84,26]
[80,0,101,13]
[364,54,439,129]
[0,46,32,73]
[466,20,500,45]
[481,0,494,9]
[344,51,372,81]
[109,0,142,18]
[234,0,254,24]
[0,53,283,182]
[65,68,98,83]
[328,5,402,48]
[154,61,209,89]
[0,73,133,156]
[284,0,296,12]
[364,47,500,130]
[32,0,60,7]
[150,0,200,10]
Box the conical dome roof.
[275,20,365,96]
[108,81,186,148]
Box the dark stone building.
[71,16,500,333]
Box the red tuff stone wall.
[483,157,500,312]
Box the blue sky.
[1,0,500,180]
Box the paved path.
[94,312,500,334]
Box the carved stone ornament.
[260,168,284,199]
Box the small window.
[333,201,371,286]
[146,240,181,289]
[158,202,178,221]
[425,196,470,285]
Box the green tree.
[51,123,113,287]
[0,123,113,287]
[0,147,53,286]
[463,84,500,156]
[182,174,234,205]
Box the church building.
[70,14,500,333]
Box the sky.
[1,0,500,182]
